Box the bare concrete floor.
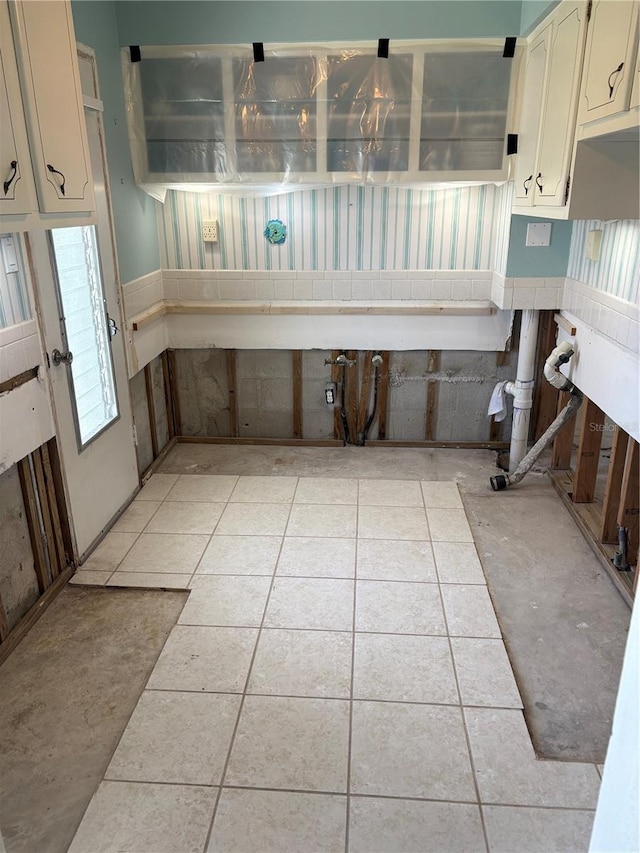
[0,586,186,853]
[160,443,631,762]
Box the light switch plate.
[526,222,552,247]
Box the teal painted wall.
[71,0,160,283]
[115,1,522,44]
[506,215,573,278]
[520,0,558,34]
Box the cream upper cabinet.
[0,0,33,216]
[513,26,550,205]
[579,0,639,123]
[9,0,94,214]
[630,43,640,109]
[513,0,588,210]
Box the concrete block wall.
[237,351,294,439]
[174,349,230,438]
[166,348,517,443]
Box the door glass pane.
[0,233,31,328]
[50,226,118,447]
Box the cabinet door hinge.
[564,174,571,205]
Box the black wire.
[359,365,380,446]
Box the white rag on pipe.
[488,381,508,422]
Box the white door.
[28,55,137,559]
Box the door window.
[49,225,118,447]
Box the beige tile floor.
[69,475,600,852]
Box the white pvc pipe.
[509,309,540,472]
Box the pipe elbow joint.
[544,341,575,390]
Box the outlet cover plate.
[202,220,218,242]
[526,222,552,247]
[586,229,602,261]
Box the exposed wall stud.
[377,352,390,440]
[601,426,629,543]
[41,443,67,573]
[331,350,341,440]
[573,399,605,503]
[226,349,239,438]
[617,439,639,561]
[144,363,159,459]
[161,351,176,441]
[532,310,560,440]
[32,450,58,579]
[551,391,577,470]
[346,350,358,442]
[358,351,374,437]
[167,350,182,436]
[292,351,303,439]
[425,350,441,441]
[17,458,49,594]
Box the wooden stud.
[358,352,374,437]
[161,351,176,440]
[40,442,67,574]
[17,458,49,594]
[573,399,605,503]
[600,426,629,543]
[292,351,303,439]
[551,391,578,470]
[425,350,440,441]
[166,350,182,436]
[330,350,341,440]
[0,366,39,395]
[32,449,59,579]
[346,351,358,443]
[617,439,639,563]
[46,438,75,564]
[0,590,9,642]
[226,349,239,438]
[176,435,508,450]
[144,363,159,459]
[377,352,390,440]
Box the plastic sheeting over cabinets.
[123,41,516,197]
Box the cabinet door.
[513,27,550,205]
[628,33,640,108]
[535,0,587,206]
[579,0,639,123]
[0,0,32,216]
[10,1,94,214]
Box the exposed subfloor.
[0,586,187,853]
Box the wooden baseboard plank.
[0,568,73,667]
[176,436,343,447]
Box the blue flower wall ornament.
[264,219,287,245]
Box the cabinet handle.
[3,161,18,196]
[535,172,543,191]
[523,174,533,195]
[607,62,624,98]
[46,164,66,196]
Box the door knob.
[51,348,73,366]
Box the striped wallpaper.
[568,220,640,305]
[157,184,510,272]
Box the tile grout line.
[435,483,491,853]
[345,479,360,853]
[201,477,300,853]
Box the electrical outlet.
[202,220,218,243]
